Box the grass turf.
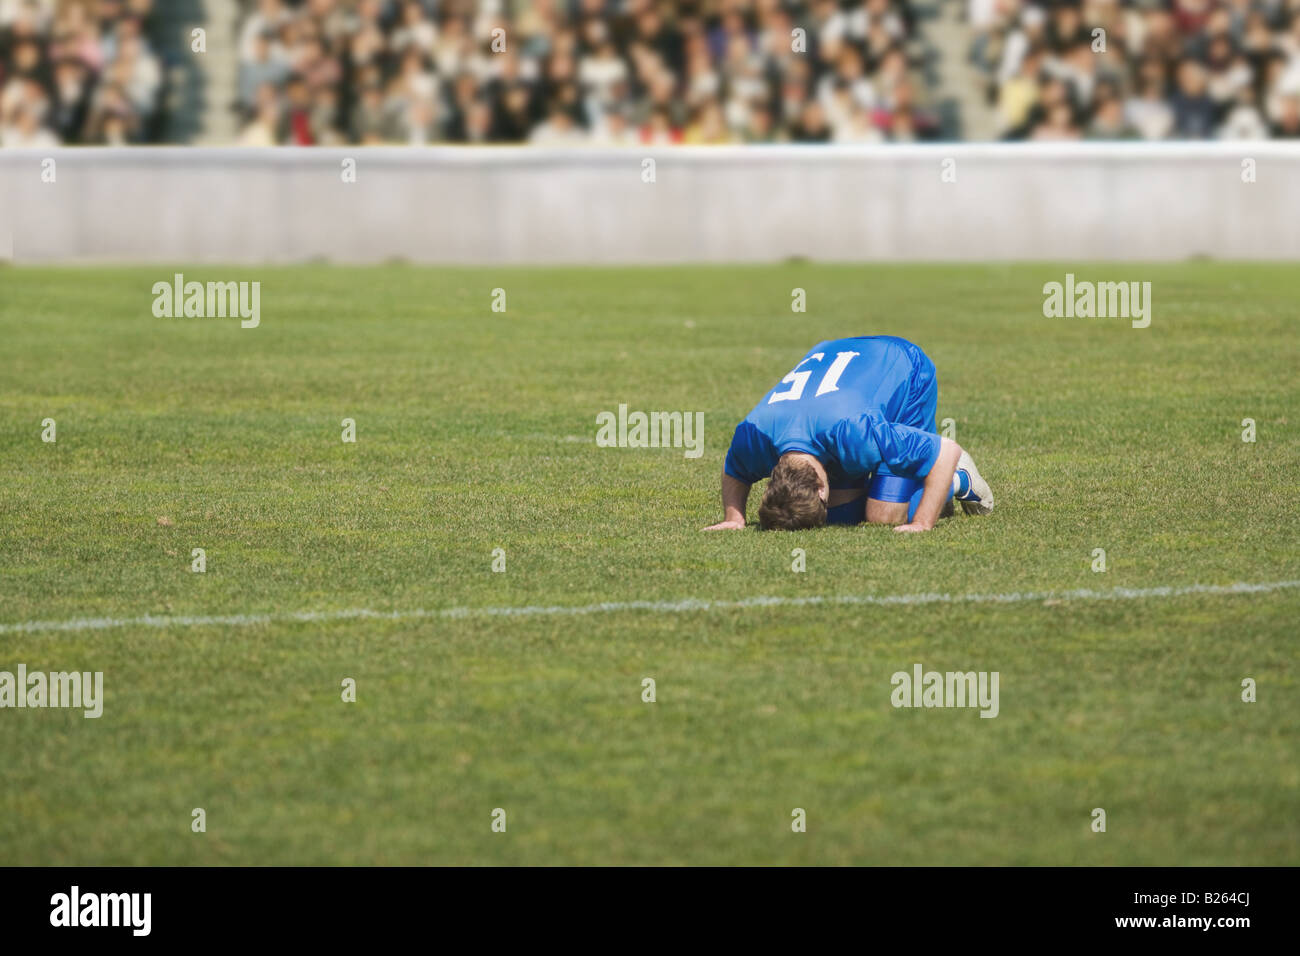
[0,262,1297,865]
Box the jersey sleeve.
[827,410,942,480]
[723,421,778,485]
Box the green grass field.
[1,262,1297,865]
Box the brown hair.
[758,455,827,530]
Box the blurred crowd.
[970,0,1300,139]
[0,0,165,147]
[10,0,1297,147]
[236,0,942,145]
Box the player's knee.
[866,472,921,525]
[865,498,909,525]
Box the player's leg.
[867,461,985,524]
[865,471,928,525]
[901,342,993,516]
[862,345,955,524]
[864,490,951,524]
[865,496,909,525]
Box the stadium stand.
[0,0,191,146]
[6,0,1300,145]
[231,0,948,145]
[970,0,1300,139]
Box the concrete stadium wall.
[2,144,1298,264]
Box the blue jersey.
[723,336,942,488]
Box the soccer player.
[704,335,993,533]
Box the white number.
[768,351,859,404]
[768,352,823,403]
[815,351,859,396]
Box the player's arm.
[706,422,772,530]
[895,437,962,533]
[704,470,750,530]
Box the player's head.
[759,453,828,530]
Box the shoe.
[955,449,993,516]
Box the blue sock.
[953,469,976,500]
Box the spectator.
[1218,84,1269,136]
[2,94,56,146]
[999,45,1044,134]
[1087,81,1135,136]
[591,104,638,145]
[1271,91,1300,135]
[239,31,291,109]
[1126,70,1176,140]
[530,99,586,144]
[1170,57,1216,136]
[0,0,164,146]
[82,80,139,144]
[50,57,91,140]
[231,0,941,146]
[239,82,281,146]
[974,0,1300,141]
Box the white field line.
[1,580,1297,637]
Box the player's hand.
[703,519,746,531]
[893,521,933,533]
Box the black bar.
[0,866,1279,942]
